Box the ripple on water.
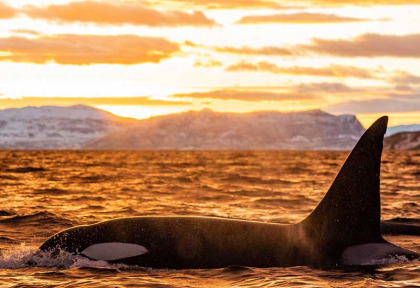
[0,211,73,227]
[0,151,418,287]
[5,166,48,173]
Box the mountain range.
[385,124,420,136]
[84,108,365,150]
[0,105,128,149]
[0,105,417,150]
[384,131,420,150]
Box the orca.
[39,116,419,268]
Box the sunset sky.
[0,0,419,126]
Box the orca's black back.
[300,117,388,266]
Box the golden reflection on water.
[0,151,418,287]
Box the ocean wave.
[253,196,316,206]
[0,175,19,180]
[0,211,73,227]
[70,175,119,183]
[34,188,69,195]
[222,174,293,185]
[0,245,107,269]
[361,255,420,266]
[384,217,420,224]
[0,245,138,270]
[5,166,48,173]
[0,210,15,216]
[0,236,17,244]
[381,218,420,235]
[284,167,312,174]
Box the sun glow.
[357,112,420,128]
[95,105,191,120]
[0,1,418,125]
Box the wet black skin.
[41,217,316,268]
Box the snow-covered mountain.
[0,105,129,149]
[0,106,371,150]
[84,109,366,150]
[386,124,420,137]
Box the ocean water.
[0,151,419,287]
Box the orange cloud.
[0,97,191,107]
[214,46,294,56]
[0,34,179,65]
[390,71,420,85]
[0,3,17,19]
[236,12,372,24]
[24,1,217,27]
[150,0,420,8]
[296,0,420,6]
[294,82,356,93]
[173,89,315,101]
[326,94,420,114]
[194,60,223,67]
[172,82,359,102]
[148,0,289,9]
[9,29,40,35]
[226,61,375,78]
[304,34,420,58]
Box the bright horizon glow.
[0,0,418,126]
[90,105,420,128]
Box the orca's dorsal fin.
[300,116,388,264]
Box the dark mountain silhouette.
[384,132,420,150]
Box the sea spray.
[0,243,108,269]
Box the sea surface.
[0,151,419,287]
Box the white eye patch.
[81,242,149,261]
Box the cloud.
[194,60,223,67]
[226,61,376,78]
[171,84,420,116]
[9,29,41,35]
[0,97,191,107]
[294,82,356,93]
[173,82,362,103]
[0,34,179,65]
[304,33,420,58]
[24,1,217,27]
[147,0,296,9]
[172,89,315,101]
[236,12,373,24]
[214,46,294,56]
[326,94,420,114]
[149,0,420,8]
[390,71,420,85]
[0,3,17,19]
[295,0,420,6]
[184,40,198,47]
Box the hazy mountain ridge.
[0,105,416,150]
[0,105,129,149]
[84,109,366,150]
[385,124,420,137]
[384,132,420,150]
